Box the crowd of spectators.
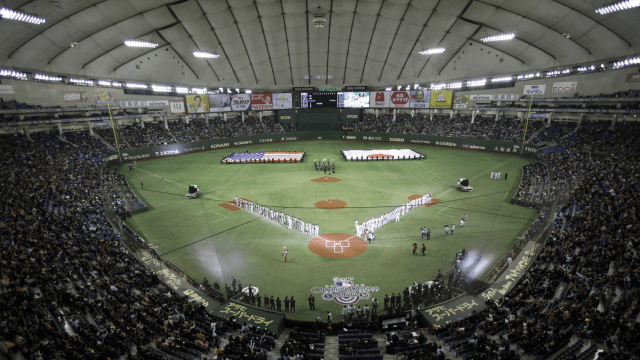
[354,114,392,132]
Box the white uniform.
[496,172,501,179]
[490,172,495,179]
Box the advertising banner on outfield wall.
[453,95,469,109]
[93,91,117,104]
[120,100,170,108]
[430,90,453,109]
[626,73,640,83]
[185,95,209,113]
[369,91,390,108]
[207,94,230,112]
[64,91,88,102]
[492,94,519,100]
[529,113,548,119]
[410,90,430,108]
[272,93,292,109]
[390,91,410,108]
[523,85,546,95]
[170,100,185,114]
[230,94,251,111]
[0,85,15,94]
[552,82,577,93]
[251,94,272,110]
[470,94,492,101]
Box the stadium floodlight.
[152,85,171,92]
[245,89,251,94]
[467,79,486,87]
[69,78,94,86]
[235,88,240,93]
[596,0,640,14]
[397,85,402,90]
[0,69,27,79]
[447,82,462,89]
[0,7,45,24]
[414,84,420,89]
[98,80,112,87]
[126,83,147,89]
[481,33,515,42]
[34,74,62,82]
[175,87,189,94]
[227,88,232,93]
[405,85,411,90]
[430,83,446,90]
[191,87,207,94]
[112,82,122,87]
[491,76,513,83]
[124,40,158,48]
[193,51,220,59]
[385,87,392,91]
[218,87,224,92]
[419,48,445,55]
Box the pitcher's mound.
[309,233,367,259]
[311,176,342,183]
[408,195,442,207]
[315,200,346,210]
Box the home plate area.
[308,233,367,259]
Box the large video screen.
[301,92,338,108]
[338,92,369,108]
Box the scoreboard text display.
[301,92,339,108]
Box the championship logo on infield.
[311,277,379,305]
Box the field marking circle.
[308,233,367,259]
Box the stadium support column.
[393,109,396,122]
[164,116,168,130]
[22,126,32,142]
[610,115,617,130]
[259,111,263,123]
[242,112,245,123]
[450,111,453,119]
[206,114,209,124]
[57,123,63,136]
[140,118,145,129]
[495,110,500,123]
[471,110,475,124]
[88,121,94,136]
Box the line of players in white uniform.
[235,197,319,236]
[490,171,501,179]
[355,193,433,237]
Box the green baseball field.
[116,140,537,320]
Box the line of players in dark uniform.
[314,158,335,174]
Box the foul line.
[437,205,454,217]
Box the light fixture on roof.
[126,83,147,89]
[0,69,27,79]
[491,76,513,83]
[313,6,326,28]
[193,51,220,59]
[405,85,411,90]
[0,7,45,24]
[245,89,251,94]
[34,74,62,82]
[98,80,112,87]
[152,85,171,92]
[227,88,232,93]
[69,78,94,86]
[467,79,486,87]
[480,33,515,42]
[112,82,122,87]
[431,84,446,90]
[447,82,462,89]
[613,56,640,69]
[124,40,158,48]
[414,84,420,89]
[385,87,392,91]
[191,88,206,94]
[175,87,189,94]
[419,48,445,55]
[596,0,640,14]
[397,85,402,90]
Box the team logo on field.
[311,277,379,305]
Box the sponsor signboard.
[93,91,117,104]
[120,100,170,108]
[230,94,251,111]
[470,94,492,101]
[93,121,110,127]
[453,95,469,109]
[529,113,548,119]
[410,90,430,108]
[626,73,640,83]
[272,93,293,109]
[207,94,230,112]
[369,91,390,108]
[63,91,88,102]
[338,92,369,108]
[552,82,577,93]
[523,85,546,95]
[311,276,379,305]
[430,90,453,109]
[250,94,272,110]
[185,95,209,113]
[170,100,185,114]
[492,94,520,100]
[0,85,15,94]
[390,91,410,108]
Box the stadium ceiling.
[0,0,637,90]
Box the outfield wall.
[104,131,541,163]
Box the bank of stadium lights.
[405,85,411,90]
[245,89,251,94]
[126,83,147,89]
[235,88,241,93]
[0,7,45,24]
[418,48,445,55]
[0,69,27,79]
[492,76,513,83]
[191,88,207,94]
[516,73,540,80]
[447,82,463,89]
[34,74,62,82]
[613,56,640,69]
[596,0,640,14]
[227,88,232,94]
[152,85,171,92]
[385,87,392,91]
[467,79,486,87]
[69,78,94,86]
[481,33,515,42]
[414,84,420,89]
[124,40,158,48]
[578,65,597,72]
[175,87,189,94]
[193,51,220,59]
[430,84,446,90]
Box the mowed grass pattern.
[119,140,537,320]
